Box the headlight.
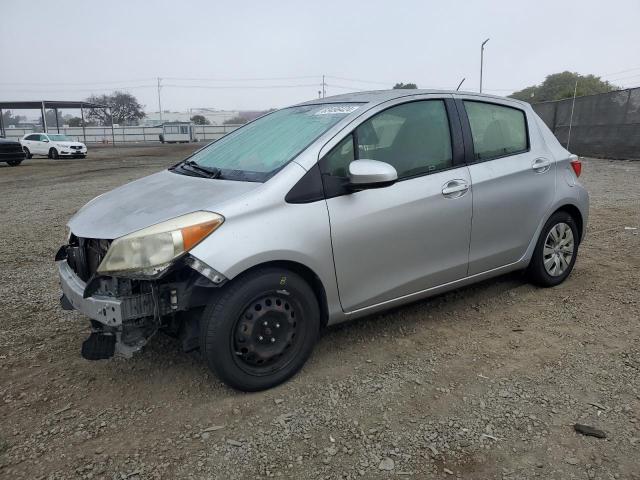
[97,211,223,277]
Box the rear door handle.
[532,158,551,173]
[442,179,469,198]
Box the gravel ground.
[0,145,638,480]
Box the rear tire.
[527,211,579,287]
[200,267,320,391]
[49,148,59,159]
[23,147,32,159]
[7,159,23,166]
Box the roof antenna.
[566,78,578,150]
[456,78,466,91]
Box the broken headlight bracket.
[184,255,227,287]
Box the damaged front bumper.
[58,260,155,327]
[57,251,226,360]
[58,259,158,358]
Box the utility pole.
[157,77,163,124]
[479,38,490,93]
[322,75,326,98]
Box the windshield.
[182,103,362,181]
[48,134,73,141]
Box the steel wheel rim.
[232,293,300,375]
[543,222,574,277]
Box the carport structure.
[0,100,115,145]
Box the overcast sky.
[1,0,639,113]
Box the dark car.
[0,137,26,166]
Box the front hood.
[68,169,261,239]
[56,141,84,147]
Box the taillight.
[570,158,582,177]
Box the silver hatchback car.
[56,90,589,391]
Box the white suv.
[21,133,87,159]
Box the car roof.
[295,89,526,107]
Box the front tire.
[200,268,320,391]
[49,148,59,159]
[7,159,23,166]
[528,211,579,287]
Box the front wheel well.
[231,261,330,329]
[553,204,584,243]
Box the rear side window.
[25,134,39,140]
[464,101,527,160]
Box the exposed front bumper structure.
[57,252,224,360]
[58,259,154,327]
[58,259,158,358]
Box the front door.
[320,99,473,312]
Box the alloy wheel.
[543,222,574,277]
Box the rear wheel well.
[232,261,329,329]
[553,205,583,243]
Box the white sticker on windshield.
[314,105,360,115]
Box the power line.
[162,83,320,89]
[3,85,157,93]
[325,75,391,86]
[163,75,320,82]
[597,66,640,78]
[0,78,155,86]
[604,73,640,83]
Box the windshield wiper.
[179,160,222,178]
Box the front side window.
[322,135,355,177]
[183,103,362,181]
[321,100,453,179]
[464,101,528,160]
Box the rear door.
[23,134,37,152]
[320,96,473,312]
[456,97,555,275]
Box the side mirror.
[42,139,49,142]
[348,159,398,190]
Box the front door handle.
[442,179,469,198]
[532,158,551,173]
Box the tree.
[38,110,61,128]
[393,82,418,89]
[1,110,25,126]
[190,114,210,125]
[223,115,249,125]
[509,72,619,103]
[67,117,84,127]
[85,91,145,125]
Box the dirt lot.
[0,144,638,480]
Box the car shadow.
[129,270,530,394]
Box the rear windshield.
[184,103,362,181]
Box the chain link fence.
[532,87,640,159]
